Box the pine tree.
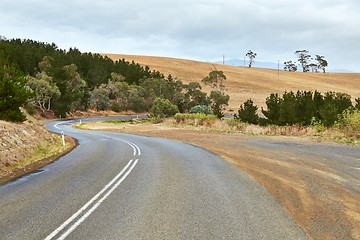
[0,63,30,122]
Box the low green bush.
[150,97,179,118]
[310,117,326,133]
[336,109,360,138]
[189,105,213,115]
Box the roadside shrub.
[234,99,259,124]
[174,113,185,123]
[336,109,360,138]
[110,102,122,112]
[174,113,217,126]
[279,91,298,125]
[310,117,326,133]
[211,103,224,119]
[319,92,352,127]
[150,97,179,118]
[129,97,146,113]
[262,93,281,125]
[189,105,213,115]
[209,91,229,119]
[226,118,248,131]
[24,103,36,116]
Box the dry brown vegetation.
[104,54,360,112]
[0,114,74,183]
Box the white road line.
[54,121,141,156]
[44,159,137,240]
[54,121,67,130]
[122,139,141,156]
[57,159,138,240]
[90,132,141,156]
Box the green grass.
[102,119,134,124]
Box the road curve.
[0,117,307,239]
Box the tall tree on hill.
[308,63,318,73]
[315,55,328,73]
[284,61,297,72]
[246,50,257,68]
[295,50,311,72]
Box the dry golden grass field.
[104,54,360,112]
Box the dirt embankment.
[82,121,360,240]
[0,116,74,182]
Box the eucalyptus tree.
[315,55,328,73]
[284,61,297,72]
[201,70,226,94]
[246,50,257,68]
[295,50,311,72]
[26,72,61,115]
[209,91,230,119]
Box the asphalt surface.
[0,117,307,239]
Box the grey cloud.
[0,0,359,71]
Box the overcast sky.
[1,0,359,72]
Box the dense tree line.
[0,37,225,121]
[0,39,163,86]
[236,91,360,127]
[88,73,210,114]
[0,38,168,116]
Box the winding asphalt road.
[0,117,307,239]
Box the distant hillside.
[104,54,360,112]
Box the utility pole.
[223,55,225,65]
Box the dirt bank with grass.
[80,120,360,240]
[0,116,75,183]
